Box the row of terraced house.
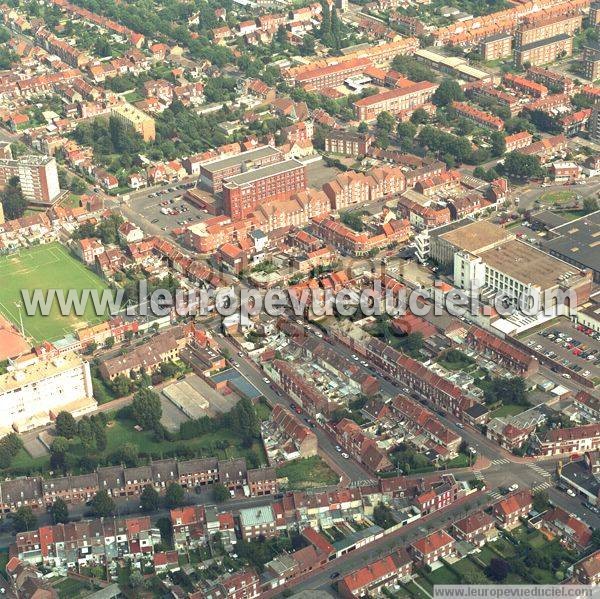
[0,458,278,513]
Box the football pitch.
[0,243,111,343]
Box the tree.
[528,109,561,134]
[397,121,417,148]
[398,332,424,353]
[410,108,429,124]
[432,79,465,107]
[140,485,160,512]
[533,490,550,513]
[391,55,437,82]
[490,131,506,157]
[131,388,162,430]
[129,570,144,589]
[117,443,139,467]
[357,121,369,133]
[376,111,396,135]
[213,483,230,502]
[373,502,396,529]
[0,176,26,220]
[486,558,510,582]
[50,498,69,524]
[165,482,185,508]
[469,478,485,490]
[90,490,115,517]
[583,196,598,213]
[55,411,78,439]
[503,152,543,180]
[50,436,70,472]
[300,34,315,56]
[484,376,529,407]
[13,506,37,532]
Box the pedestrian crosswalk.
[528,463,552,478]
[349,479,377,488]
[533,481,552,493]
[491,458,511,466]
[473,470,485,480]
[488,490,503,501]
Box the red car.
[295,407,302,415]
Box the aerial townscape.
[0,0,600,598]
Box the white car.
[456,423,464,429]
[508,483,519,492]
[335,445,342,452]
[566,489,576,497]
[341,453,350,459]
[351,354,359,361]
[562,373,572,379]
[263,377,270,384]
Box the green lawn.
[557,210,587,221]
[540,190,576,205]
[255,398,272,421]
[491,404,527,418]
[418,565,460,586]
[123,91,143,103]
[7,416,268,476]
[276,456,339,489]
[54,577,98,599]
[0,243,111,342]
[0,549,8,574]
[403,581,431,599]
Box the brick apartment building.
[199,146,283,193]
[504,131,533,152]
[354,81,438,121]
[310,213,410,256]
[515,13,582,47]
[582,43,600,81]
[293,57,372,91]
[465,327,539,377]
[515,34,573,68]
[110,103,156,142]
[0,154,61,206]
[526,66,575,93]
[480,33,512,61]
[452,102,504,130]
[223,159,307,220]
[502,73,548,97]
[466,81,520,116]
[324,130,373,157]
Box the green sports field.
[0,243,111,343]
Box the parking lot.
[128,181,212,233]
[305,159,341,188]
[521,320,600,383]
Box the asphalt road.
[270,491,489,596]
[207,331,374,484]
